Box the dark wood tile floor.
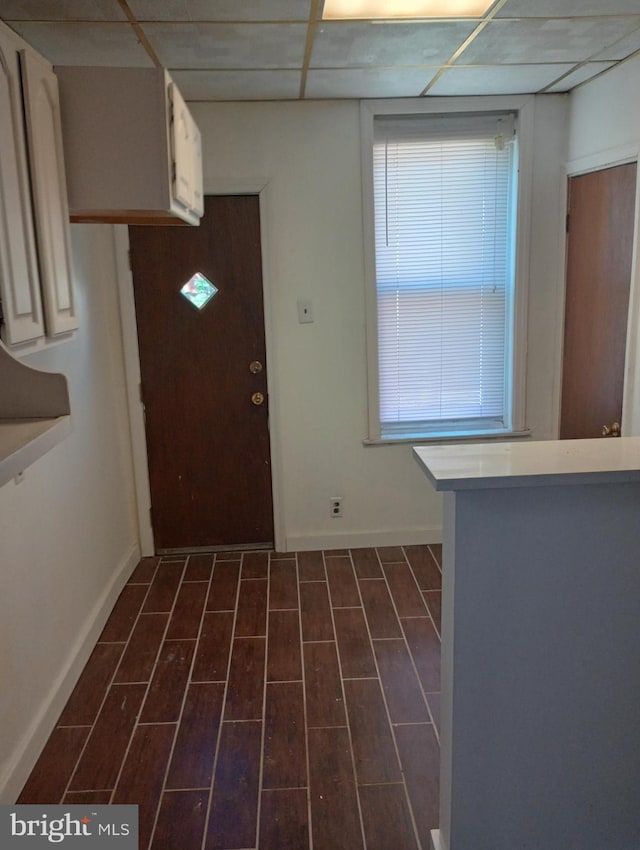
[19,545,442,850]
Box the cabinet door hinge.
[565,213,570,233]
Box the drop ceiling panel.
[596,24,640,59]
[0,0,125,20]
[310,20,478,67]
[545,61,616,91]
[306,67,436,97]
[459,17,640,64]
[428,63,576,95]
[145,21,308,68]
[1,0,637,100]
[171,68,301,99]
[128,0,313,22]
[497,0,640,16]
[7,21,153,65]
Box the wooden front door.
[130,195,274,552]
[560,163,637,439]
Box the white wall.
[568,54,640,165]
[0,92,573,799]
[191,95,569,551]
[567,56,640,436]
[0,224,138,802]
[526,95,570,439]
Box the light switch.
[297,298,314,323]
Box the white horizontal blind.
[373,112,517,438]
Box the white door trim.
[113,223,154,556]
[113,179,285,556]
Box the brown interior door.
[130,195,274,552]
[560,163,637,439]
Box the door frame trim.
[113,181,285,556]
[113,223,154,556]
[563,147,640,439]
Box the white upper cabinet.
[170,83,204,217]
[20,48,78,337]
[170,82,195,211]
[190,112,204,219]
[0,21,77,346]
[57,68,203,226]
[0,25,44,345]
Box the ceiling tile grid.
[306,66,439,97]
[496,0,640,17]
[457,17,640,64]
[143,21,309,69]
[2,0,640,99]
[0,0,125,20]
[128,0,314,22]
[545,60,617,91]
[597,23,640,59]
[309,20,479,67]
[7,20,153,66]
[172,68,302,99]
[428,63,578,95]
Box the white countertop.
[413,436,640,490]
[0,416,72,488]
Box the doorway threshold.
[157,541,273,555]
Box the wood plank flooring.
[18,546,442,850]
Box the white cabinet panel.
[171,81,194,211]
[170,83,204,217]
[0,27,44,345]
[0,23,74,484]
[58,68,203,227]
[190,117,204,218]
[20,48,77,337]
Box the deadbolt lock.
[251,392,265,406]
[249,360,263,374]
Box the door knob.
[251,392,265,406]
[601,422,621,437]
[249,360,263,374]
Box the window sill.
[363,429,532,447]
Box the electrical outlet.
[330,497,343,518]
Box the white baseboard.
[431,829,445,850]
[285,526,442,552]
[0,542,140,803]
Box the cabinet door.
[170,82,194,211]
[20,48,78,336]
[0,30,44,344]
[190,117,204,218]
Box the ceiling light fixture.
[322,0,494,18]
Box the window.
[180,272,219,311]
[364,106,527,442]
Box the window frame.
[360,96,534,444]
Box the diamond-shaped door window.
[180,272,218,311]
